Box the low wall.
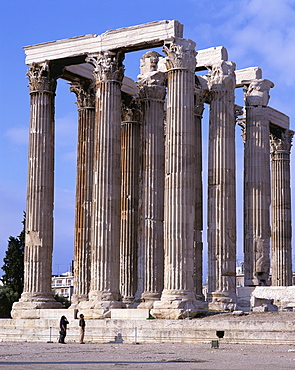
[0,312,294,345]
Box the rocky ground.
[0,341,294,369]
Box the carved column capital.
[163,38,196,72]
[27,62,57,93]
[137,51,166,101]
[208,61,236,96]
[243,79,274,107]
[70,80,95,110]
[86,51,125,84]
[270,129,294,154]
[238,118,246,143]
[121,98,142,123]
[194,88,208,118]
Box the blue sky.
[0,0,294,276]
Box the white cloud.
[5,126,28,145]
[224,0,295,84]
[191,0,295,124]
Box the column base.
[209,290,237,311]
[138,292,161,309]
[122,296,139,308]
[150,290,207,319]
[70,294,88,308]
[79,290,126,318]
[11,293,62,318]
[76,300,125,319]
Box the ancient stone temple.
[11,20,293,319]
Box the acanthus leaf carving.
[137,51,166,101]
[27,62,57,93]
[270,129,294,154]
[207,61,236,92]
[121,98,142,123]
[243,79,274,107]
[163,38,196,72]
[194,87,208,118]
[70,80,95,109]
[86,51,125,84]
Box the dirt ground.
[0,341,294,369]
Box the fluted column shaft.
[270,129,294,286]
[86,51,125,308]
[137,53,166,308]
[12,63,61,314]
[207,61,237,310]
[70,81,95,303]
[243,79,273,286]
[120,99,141,305]
[152,38,207,319]
[194,88,205,298]
[164,56,195,293]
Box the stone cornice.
[23,21,183,65]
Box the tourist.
[58,315,69,344]
[79,313,86,344]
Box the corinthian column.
[243,79,274,286]
[12,62,61,317]
[137,51,166,309]
[120,98,141,306]
[270,128,294,286]
[151,38,207,319]
[207,61,237,311]
[70,80,95,305]
[86,51,125,316]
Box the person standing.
[79,313,85,344]
[59,316,69,344]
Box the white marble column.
[207,61,237,311]
[194,87,206,299]
[243,79,273,286]
[85,51,125,316]
[137,51,166,309]
[12,62,61,317]
[70,80,95,304]
[151,38,207,319]
[270,128,294,286]
[120,98,141,306]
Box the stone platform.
[0,311,294,345]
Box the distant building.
[52,271,73,300]
[236,262,245,287]
[203,262,295,299]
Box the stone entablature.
[23,20,183,64]
[13,20,293,319]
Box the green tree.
[0,286,19,318]
[0,214,25,317]
[53,293,71,308]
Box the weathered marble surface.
[23,20,183,64]
[2,313,295,345]
[17,20,293,321]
